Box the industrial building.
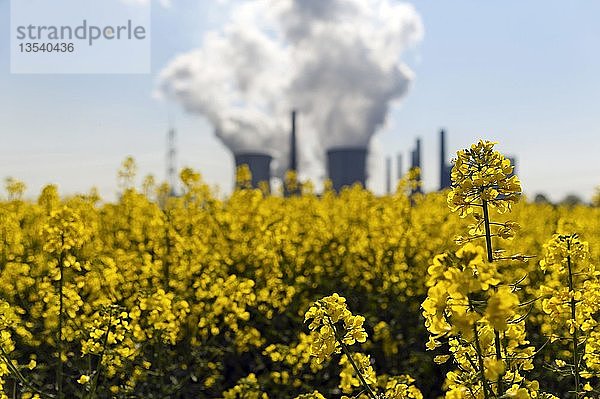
[224,121,517,195]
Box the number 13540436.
[18,42,75,53]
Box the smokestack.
[285,110,300,197]
[410,138,422,194]
[326,147,367,192]
[411,138,421,170]
[397,153,403,180]
[440,129,451,190]
[289,110,297,173]
[234,153,272,190]
[385,156,392,194]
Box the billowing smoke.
[157,0,423,181]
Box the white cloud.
[158,0,424,181]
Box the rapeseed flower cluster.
[381,375,424,399]
[338,353,376,394]
[447,140,521,217]
[263,331,324,387]
[304,294,368,363]
[0,300,17,397]
[422,245,542,398]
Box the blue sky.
[1,0,599,201]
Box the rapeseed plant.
[538,231,600,397]
[423,140,559,399]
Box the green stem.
[163,211,172,291]
[481,199,494,263]
[482,199,504,397]
[327,318,378,399]
[473,323,491,399]
[57,250,65,399]
[87,311,112,399]
[339,343,378,399]
[0,349,55,399]
[566,240,580,397]
[493,330,504,396]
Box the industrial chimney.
[289,110,297,173]
[439,129,452,190]
[397,153,403,180]
[326,147,367,191]
[285,110,300,197]
[410,138,422,194]
[234,153,273,190]
[385,156,392,194]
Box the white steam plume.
[157,0,423,180]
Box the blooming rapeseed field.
[0,142,598,398]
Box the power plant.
[157,0,426,197]
[229,109,370,193]
[220,124,517,195]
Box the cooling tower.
[234,153,272,190]
[326,147,367,191]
